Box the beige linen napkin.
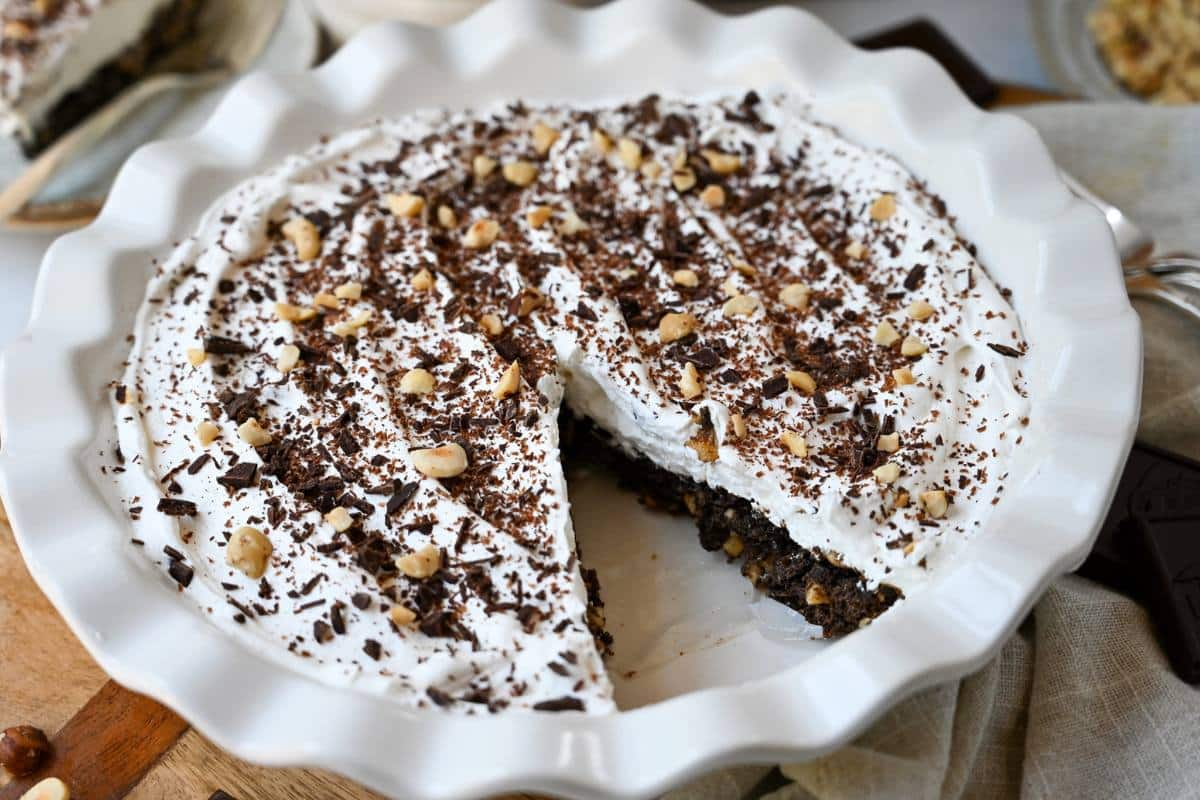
[669,103,1200,800]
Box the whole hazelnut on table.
[1,724,52,777]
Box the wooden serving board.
[0,84,1062,800]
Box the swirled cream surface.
[107,91,1030,710]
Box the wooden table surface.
[0,83,1062,800]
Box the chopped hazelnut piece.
[389,605,417,626]
[687,429,719,463]
[659,311,699,343]
[700,184,726,208]
[282,217,321,261]
[226,526,272,579]
[678,362,702,399]
[3,20,33,40]
[526,205,553,229]
[532,121,560,155]
[779,282,811,310]
[671,167,696,192]
[275,302,317,322]
[334,281,362,300]
[873,320,901,347]
[478,313,504,337]
[872,462,901,484]
[805,584,830,605]
[399,368,435,395]
[411,267,435,291]
[386,192,425,218]
[892,366,916,386]
[186,347,207,367]
[18,777,70,800]
[331,310,373,338]
[729,413,747,439]
[436,205,458,228]
[844,240,868,260]
[396,543,441,579]
[786,370,817,395]
[324,506,354,533]
[904,541,916,556]
[701,148,741,174]
[730,259,756,276]
[876,432,901,453]
[869,193,897,221]
[557,210,588,236]
[672,268,699,288]
[493,360,521,399]
[472,154,497,178]
[901,335,928,357]
[617,137,642,170]
[196,421,220,446]
[895,491,910,508]
[720,277,740,298]
[515,287,545,316]
[906,300,935,321]
[410,443,468,478]
[313,291,340,309]
[723,534,744,558]
[277,344,301,374]
[502,160,538,187]
[591,129,613,154]
[781,430,808,457]
[640,161,663,180]
[463,218,501,248]
[238,418,272,447]
[920,490,949,518]
[722,293,760,317]
[618,267,639,281]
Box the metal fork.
[1059,171,1200,322]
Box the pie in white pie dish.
[0,1,1140,798]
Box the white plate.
[0,1,1141,798]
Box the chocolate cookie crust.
[563,413,900,635]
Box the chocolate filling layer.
[563,413,901,636]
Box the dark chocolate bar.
[1132,513,1200,683]
[1079,442,1200,684]
[853,18,999,107]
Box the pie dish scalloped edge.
[0,1,1141,798]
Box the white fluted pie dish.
[0,1,1140,798]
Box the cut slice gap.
[564,413,900,642]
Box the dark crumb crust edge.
[23,0,203,155]
[562,413,901,637]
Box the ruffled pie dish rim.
[0,1,1140,798]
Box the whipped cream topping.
[0,0,175,140]
[107,91,1030,711]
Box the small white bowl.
[0,1,1140,798]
